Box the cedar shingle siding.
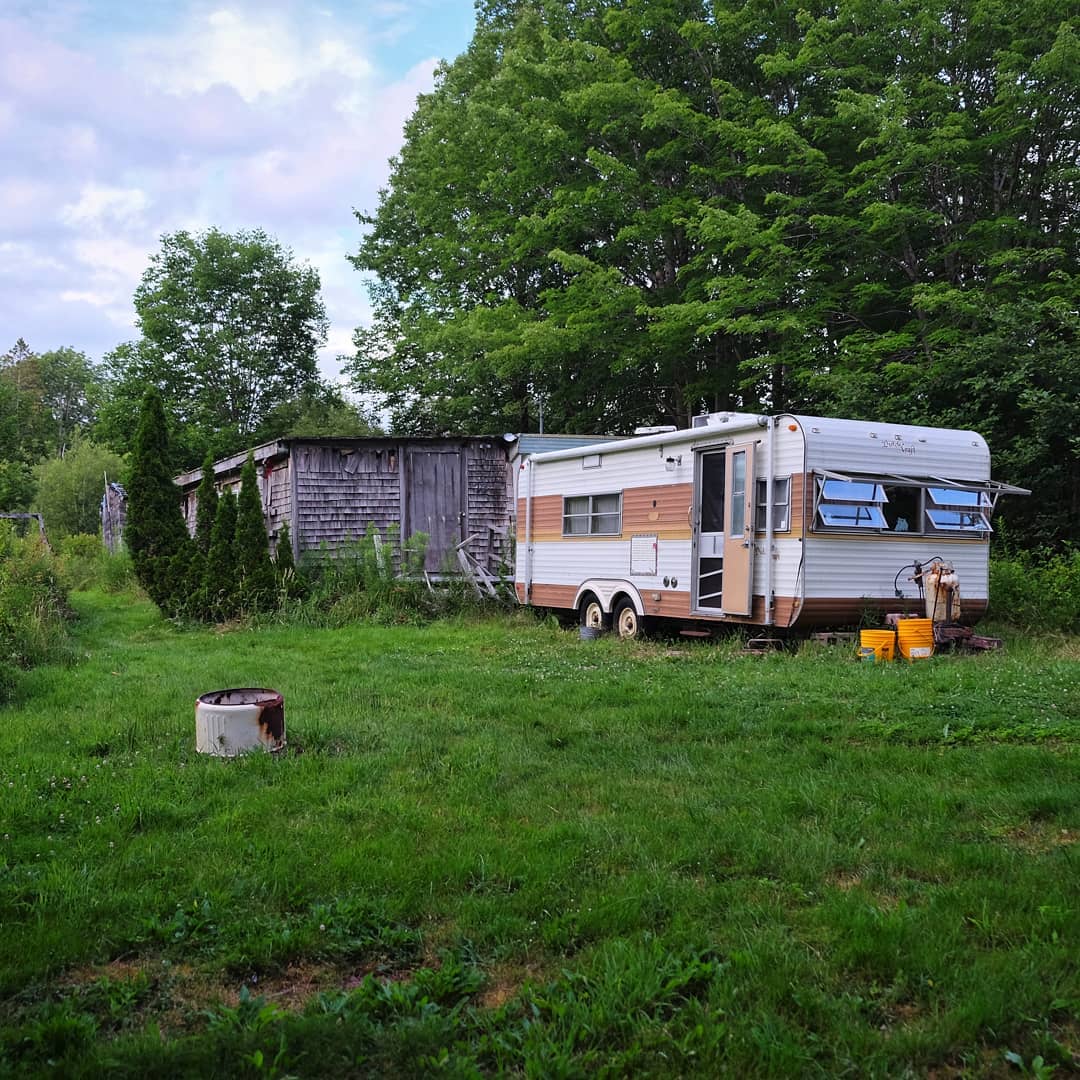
[176,437,514,575]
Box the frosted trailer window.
[755,477,790,532]
[563,493,622,536]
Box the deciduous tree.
[101,228,329,469]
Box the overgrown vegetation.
[351,0,1079,551]
[283,523,484,626]
[990,548,1080,633]
[0,526,72,699]
[0,590,1076,1076]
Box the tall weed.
[990,548,1080,632]
[53,534,138,594]
[0,524,72,683]
[285,524,491,626]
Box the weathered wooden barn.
[175,436,517,573]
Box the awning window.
[811,469,1027,534]
[816,477,888,530]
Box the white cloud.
[60,185,150,229]
[0,1,473,373]
[131,6,375,104]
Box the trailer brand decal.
[882,437,916,456]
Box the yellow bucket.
[859,629,896,662]
[896,618,934,660]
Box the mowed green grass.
[1,591,1078,1077]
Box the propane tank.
[924,560,961,623]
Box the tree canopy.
[349,0,1079,546]
[100,228,331,469]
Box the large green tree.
[100,228,330,468]
[350,0,1078,546]
[0,341,102,463]
[32,440,126,540]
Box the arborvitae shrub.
[274,520,302,599]
[203,491,238,620]
[235,452,276,609]
[125,388,191,613]
[194,451,219,555]
[275,521,295,576]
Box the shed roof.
[174,433,516,490]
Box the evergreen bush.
[194,450,218,555]
[235,453,275,609]
[125,388,192,614]
[203,491,238,620]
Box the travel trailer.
[514,412,1028,636]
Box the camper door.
[691,443,756,616]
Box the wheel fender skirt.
[572,580,645,615]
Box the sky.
[0,0,478,381]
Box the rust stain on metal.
[196,688,285,750]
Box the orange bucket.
[896,618,934,660]
[858,629,896,662]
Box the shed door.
[406,450,465,571]
[721,441,756,616]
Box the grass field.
[1,591,1078,1077]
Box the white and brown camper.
[514,412,1028,636]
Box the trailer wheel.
[613,598,645,640]
[579,595,608,631]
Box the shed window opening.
[816,478,888,529]
[563,493,622,536]
[755,477,791,532]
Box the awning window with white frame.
[811,470,1029,535]
[816,478,888,529]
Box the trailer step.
[741,637,784,655]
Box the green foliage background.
[351,0,1079,548]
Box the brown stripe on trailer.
[622,483,693,532]
[794,597,988,627]
[520,494,562,536]
[525,583,580,609]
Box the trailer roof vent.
[691,412,734,428]
[634,425,677,435]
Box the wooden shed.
[175,436,517,574]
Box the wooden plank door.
[406,450,464,571]
[721,441,756,615]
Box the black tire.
[579,594,609,631]
[613,597,646,640]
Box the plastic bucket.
[896,619,934,661]
[859,629,896,662]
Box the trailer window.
[755,477,791,532]
[563,493,622,536]
[925,489,991,532]
[816,479,887,529]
